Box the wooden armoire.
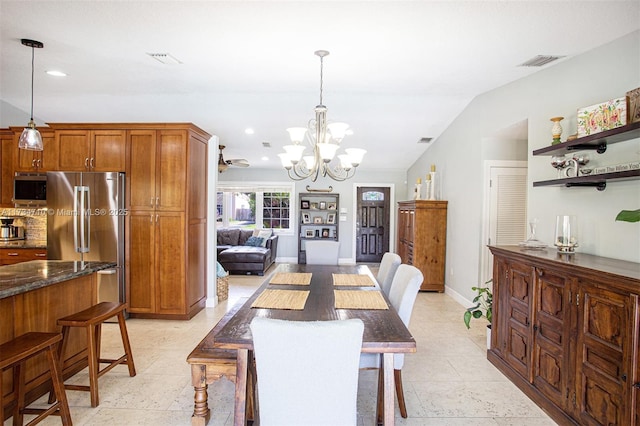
[396,200,447,292]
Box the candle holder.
[554,215,578,254]
[550,116,564,145]
[414,184,422,200]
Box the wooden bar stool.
[0,332,72,426]
[53,302,136,408]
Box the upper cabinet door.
[57,130,90,171]
[127,130,157,211]
[14,130,57,172]
[155,130,186,211]
[91,130,126,171]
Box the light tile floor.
[13,266,557,425]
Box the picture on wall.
[322,228,330,238]
[319,201,327,210]
[327,202,337,210]
[305,229,315,238]
[301,200,310,209]
[310,202,319,210]
[302,213,311,224]
[313,216,323,224]
[326,213,336,224]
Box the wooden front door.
[356,186,390,263]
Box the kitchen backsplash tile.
[0,208,47,241]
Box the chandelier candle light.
[18,39,44,151]
[278,50,366,181]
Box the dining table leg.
[190,364,210,426]
[382,353,395,425]
[233,348,249,426]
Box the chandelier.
[278,50,366,181]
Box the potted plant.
[464,279,493,347]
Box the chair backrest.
[388,264,423,326]
[304,240,340,265]
[250,317,364,426]
[376,252,402,295]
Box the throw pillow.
[245,236,264,247]
[252,229,272,247]
[216,261,228,278]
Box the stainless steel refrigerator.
[46,172,126,306]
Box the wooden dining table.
[194,263,416,426]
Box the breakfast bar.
[0,260,115,418]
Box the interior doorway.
[355,186,391,263]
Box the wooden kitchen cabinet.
[12,127,57,172]
[397,200,447,291]
[126,124,209,319]
[0,248,47,265]
[488,246,640,426]
[0,129,14,206]
[54,127,125,171]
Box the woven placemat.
[251,289,310,310]
[332,273,376,287]
[269,272,312,285]
[334,290,388,310]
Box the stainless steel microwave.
[13,172,47,207]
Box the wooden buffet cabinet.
[488,246,640,426]
[397,200,447,292]
[0,123,209,320]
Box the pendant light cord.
[319,54,323,106]
[29,46,35,121]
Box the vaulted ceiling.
[1,1,639,171]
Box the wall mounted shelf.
[532,121,640,190]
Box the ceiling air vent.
[262,142,271,148]
[146,53,182,65]
[518,55,564,67]
[418,137,433,144]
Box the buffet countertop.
[0,239,47,249]
[0,260,116,299]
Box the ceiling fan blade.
[228,159,250,167]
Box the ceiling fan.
[218,144,250,173]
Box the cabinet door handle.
[90,157,95,169]
[32,159,36,168]
[155,214,158,223]
[85,157,90,169]
[156,197,159,207]
[150,197,154,207]
[37,159,42,168]
[150,214,153,223]
[34,253,46,257]
[7,252,18,256]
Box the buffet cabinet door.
[575,284,635,426]
[502,260,534,380]
[531,267,573,412]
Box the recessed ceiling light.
[245,128,255,135]
[261,156,269,161]
[46,70,67,77]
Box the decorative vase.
[554,215,578,253]
[550,116,564,145]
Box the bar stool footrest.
[97,355,131,377]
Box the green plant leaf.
[463,311,472,329]
[615,209,640,223]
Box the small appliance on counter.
[0,217,25,241]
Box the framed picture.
[319,201,327,210]
[310,202,319,210]
[302,213,311,224]
[322,228,330,238]
[305,229,315,238]
[313,216,323,224]
[326,213,336,224]
[301,200,310,209]
[327,202,336,210]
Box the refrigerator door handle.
[73,185,80,252]
[76,185,90,253]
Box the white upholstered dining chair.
[304,240,340,265]
[360,264,423,418]
[376,252,402,295]
[250,317,364,426]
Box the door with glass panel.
[356,187,390,263]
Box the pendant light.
[18,39,44,151]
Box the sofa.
[216,228,278,275]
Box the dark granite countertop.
[0,260,116,299]
[0,240,47,249]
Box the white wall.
[408,30,640,303]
